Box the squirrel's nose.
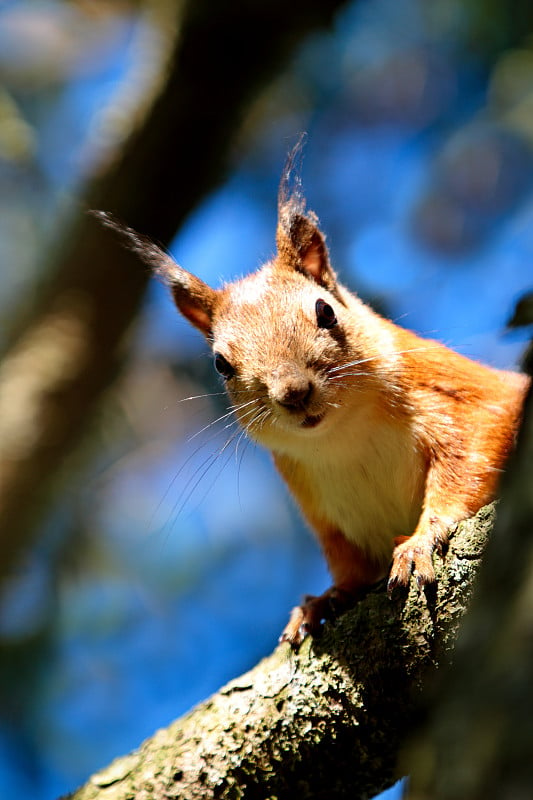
[277,382,313,411]
[270,368,314,411]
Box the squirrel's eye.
[214,353,235,380]
[315,298,337,329]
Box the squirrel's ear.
[275,139,336,291]
[276,207,334,289]
[164,267,217,337]
[93,211,217,336]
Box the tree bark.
[0,0,352,581]
[66,504,496,800]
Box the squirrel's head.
[96,142,382,449]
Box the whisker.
[176,391,228,404]
[163,425,244,528]
[152,396,265,536]
[148,414,240,532]
[233,416,268,512]
[233,402,266,432]
[187,398,259,442]
[235,431,252,513]
[186,431,246,516]
[329,370,380,379]
[328,345,442,374]
[328,371,384,387]
[245,407,272,434]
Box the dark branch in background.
[405,345,533,798]
[0,0,352,582]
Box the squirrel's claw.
[279,587,356,649]
[279,606,313,649]
[388,536,436,594]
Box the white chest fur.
[275,403,426,566]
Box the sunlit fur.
[204,257,528,599]
[97,166,529,646]
[212,266,427,575]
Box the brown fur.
[97,161,529,648]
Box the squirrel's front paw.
[279,588,354,649]
[388,535,436,593]
[279,605,311,649]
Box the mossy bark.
[68,505,495,800]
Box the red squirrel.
[97,149,529,648]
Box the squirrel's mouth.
[301,413,325,429]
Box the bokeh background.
[0,0,532,798]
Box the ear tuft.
[92,210,178,282]
[277,132,308,223]
[275,136,336,291]
[93,211,217,337]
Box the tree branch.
[67,504,495,800]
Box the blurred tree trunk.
[66,504,496,800]
[0,0,351,582]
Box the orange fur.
[102,156,530,649]
[177,216,528,646]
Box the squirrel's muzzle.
[269,366,315,412]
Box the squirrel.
[96,145,529,648]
